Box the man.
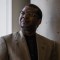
[0,4,59,60]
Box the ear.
[37,19,41,26]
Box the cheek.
[29,17,36,22]
[29,17,38,25]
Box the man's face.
[19,6,41,32]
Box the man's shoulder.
[0,33,12,40]
[0,32,19,40]
[36,33,55,45]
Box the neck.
[22,30,36,37]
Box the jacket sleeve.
[50,41,59,60]
[0,37,9,60]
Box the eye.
[26,13,37,17]
[20,11,25,15]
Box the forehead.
[22,6,37,13]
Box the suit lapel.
[18,31,31,60]
[36,34,50,60]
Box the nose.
[22,14,29,23]
[22,14,28,20]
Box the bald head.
[25,4,42,20]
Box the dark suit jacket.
[0,31,59,60]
